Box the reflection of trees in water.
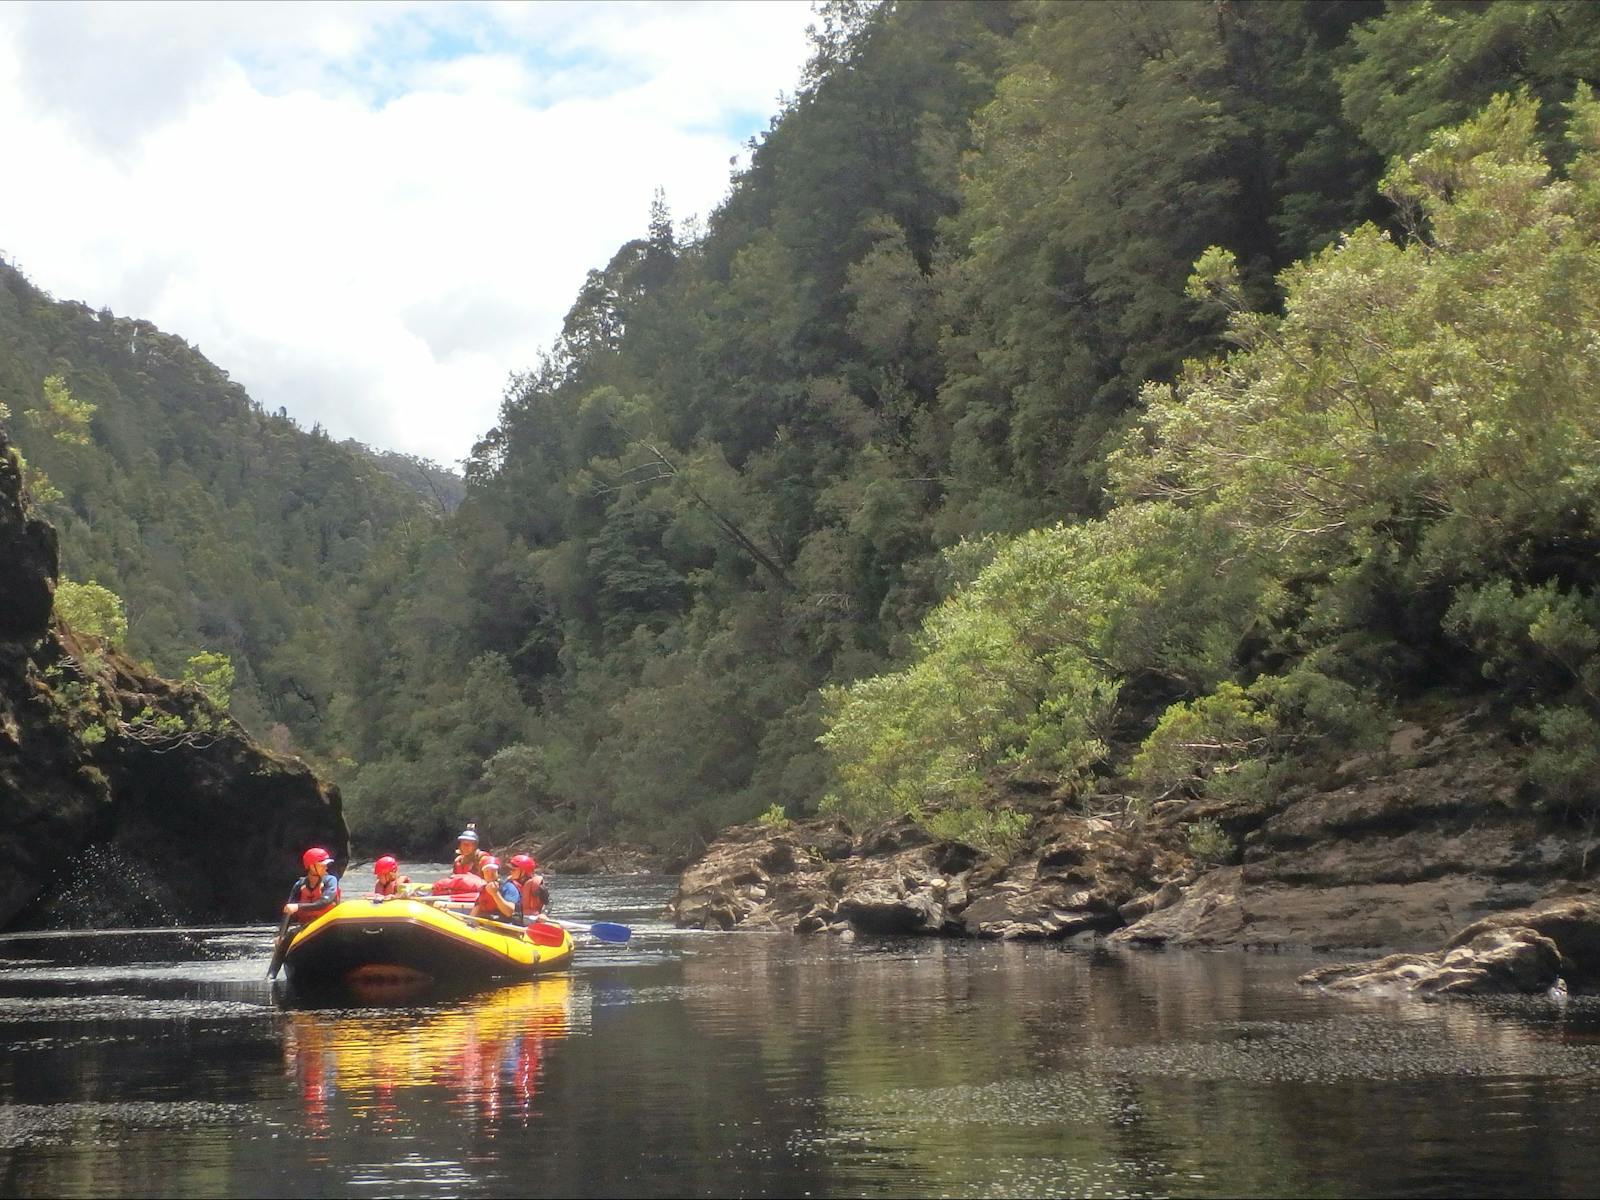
[284,978,578,1134]
[675,938,1600,1196]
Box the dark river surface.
[3,869,1598,1198]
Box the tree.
[54,579,128,644]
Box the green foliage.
[1524,705,1600,813]
[473,743,554,836]
[827,91,1600,826]
[1445,577,1600,811]
[15,2,1598,857]
[1339,1,1600,161]
[757,802,791,830]
[0,260,438,769]
[1130,684,1276,802]
[54,579,128,644]
[1446,581,1600,697]
[10,445,61,506]
[920,803,1029,857]
[28,374,95,444]
[182,651,235,710]
[1184,818,1235,865]
[821,500,1264,819]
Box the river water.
[2,869,1598,1198]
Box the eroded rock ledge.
[1300,894,1600,997]
[671,812,1192,939]
[672,708,1600,958]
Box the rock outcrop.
[670,813,1192,940]
[1300,893,1600,997]
[0,428,348,929]
[673,706,1599,956]
[1111,711,1587,952]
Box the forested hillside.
[331,0,1600,858]
[8,0,1597,864]
[0,262,442,753]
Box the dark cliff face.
[0,432,57,637]
[0,428,349,929]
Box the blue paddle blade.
[586,921,632,944]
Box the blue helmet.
[457,828,479,844]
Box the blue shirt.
[476,877,521,921]
[497,877,521,913]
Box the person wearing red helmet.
[372,855,410,898]
[509,854,549,920]
[470,856,521,925]
[284,847,341,922]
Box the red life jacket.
[374,875,407,897]
[522,873,548,916]
[453,849,483,876]
[293,874,340,921]
[473,877,519,921]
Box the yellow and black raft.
[279,898,574,988]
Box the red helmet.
[480,856,501,873]
[302,847,332,869]
[375,855,399,875]
[509,854,535,875]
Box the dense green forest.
[8,0,1600,862]
[328,0,1600,857]
[0,264,445,753]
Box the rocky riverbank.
[672,704,1600,991]
[0,429,348,930]
[1301,892,1600,997]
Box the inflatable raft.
[280,897,574,987]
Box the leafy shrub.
[921,804,1030,856]
[1184,818,1235,864]
[182,651,235,710]
[54,579,128,645]
[1130,683,1276,801]
[758,802,791,829]
[1445,580,1600,697]
[1524,706,1600,813]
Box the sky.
[0,1,816,464]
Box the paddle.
[266,912,294,980]
[420,895,631,943]
[432,905,563,947]
[539,917,632,944]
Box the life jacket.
[293,873,340,920]
[522,873,549,917]
[473,877,519,923]
[374,875,408,897]
[453,849,484,876]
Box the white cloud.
[0,0,815,463]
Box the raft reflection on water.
[284,977,581,1132]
